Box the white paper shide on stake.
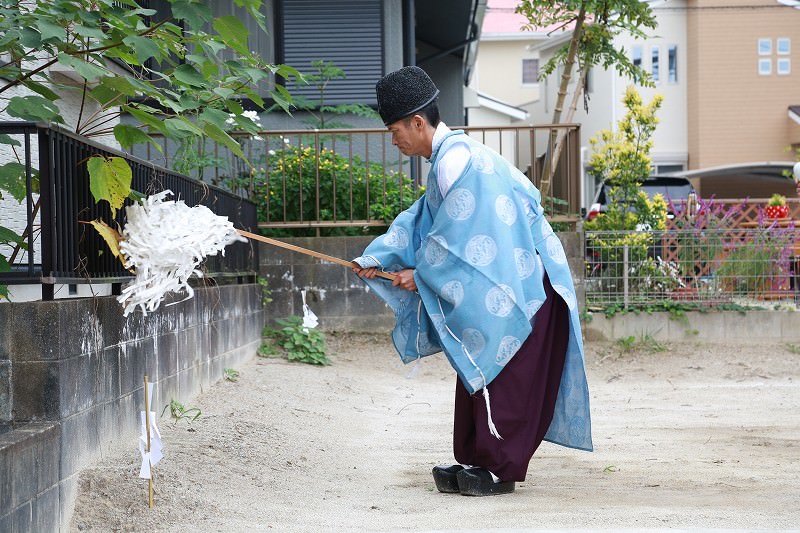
[117,190,246,316]
[139,382,163,480]
[301,289,319,332]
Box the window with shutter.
[281,0,384,105]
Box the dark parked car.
[584,176,697,278]
[585,175,696,221]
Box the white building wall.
[473,36,544,107]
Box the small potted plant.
[765,193,789,220]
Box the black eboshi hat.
[375,66,440,126]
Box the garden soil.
[70,334,800,532]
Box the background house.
[474,0,800,209]
[133,0,487,130]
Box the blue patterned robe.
[354,130,592,451]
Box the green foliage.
[516,1,656,88]
[716,229,794,297]
[161,399,202,424]
[782,146,800,179]
[784,343,800,355]
[86,156,133,218]
[271,315,330,365]
[768,193,786,207]
[614,333,666,354]
[584,88,667,296]
[257,276,273,306]
[224,368,240,382]
[291,60,380,129]
[615,335,636,352]
[257,341,278,358]
[587,87,665,226]
[253,143,422,237]
[0,0,299,218]
[585,88,665,233]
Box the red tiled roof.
[482,0,574,35]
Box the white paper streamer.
[301,290,319,332]
[139,382,163,480]
[117,190,246,316]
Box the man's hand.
[391,268,417,291]
[352,266,417,291]
[352,266,379,279]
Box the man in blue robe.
[353,66,592,496]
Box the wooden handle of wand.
[237,230,397,281]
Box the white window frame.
[521,58,540,86]
[632,45,642,68]
[651,45,660,83]
[758,38,772,55]
[667,45,678,83]
[759,58,772,76]
[777,38,791,55]
[777,58,791,75]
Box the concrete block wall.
[258,232,584,332]
[0,283,264,532]
[585,308,800,343]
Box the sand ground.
[70,334,800,532]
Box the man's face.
[387,116,425,157]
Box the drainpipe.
[403,0,415,66]
[402,0,419,185]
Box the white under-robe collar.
[429,122,452,162]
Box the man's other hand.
[391,268,417,292]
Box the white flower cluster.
[117,190,246,316]
[226,110,262,128]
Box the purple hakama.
[452,274,569,482]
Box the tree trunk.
[544,62,589,212]
[540,3,587,199]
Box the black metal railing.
[0,121,258,300]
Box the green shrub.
[272,315,329,365]
[252,144,422,237]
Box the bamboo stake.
[144,375,153,509]
[237,230,397,281]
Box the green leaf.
[98,76,145,98]
[0,163,29,202]
[86,156,132,218]
[113,124,155,149]
[35,19,67,42]
[21,80,61,102]
[122,35,162,65]
[123,106,168,135]
[19,27,41,48]
[6,96,64,123]
[164,117,203,137]
[72,24,107,40]
[199,108,230,130]
[226,100,244,116]
[0,134,21,147]
[173,64,206,87]
[56,53,109,81]
[170,0,213,29]
[0,226,23,246]
[212,16,250,55]
[178,93,202,111]
[213,87,235,99]
[202,122,244,159]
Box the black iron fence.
[0,122,258,300]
